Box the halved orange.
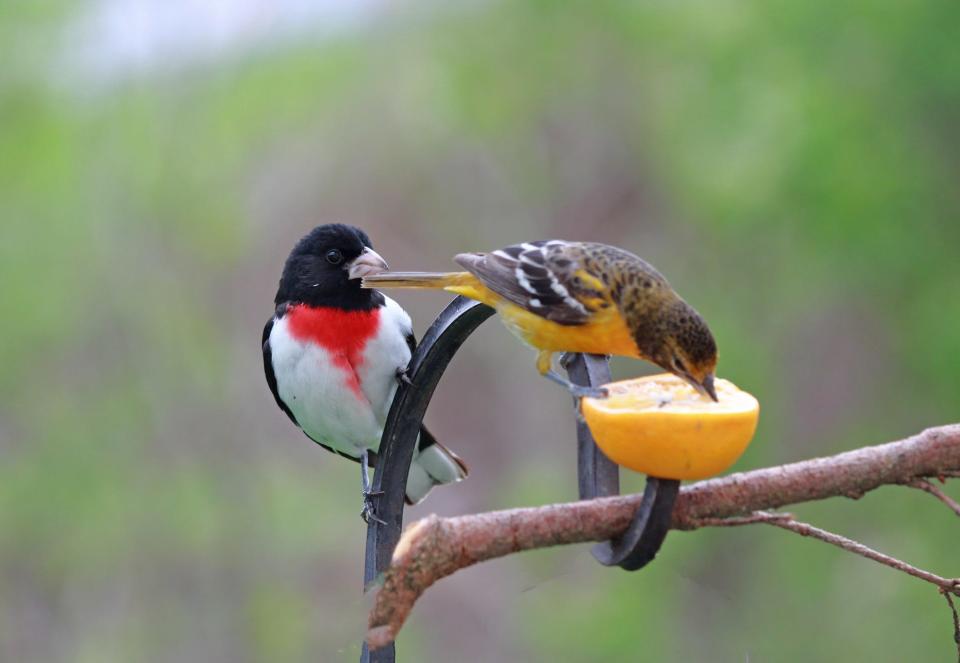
[581,374,759,480]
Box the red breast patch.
[286,304,380,399]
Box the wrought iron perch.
[360,296,680,662]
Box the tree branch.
[366,424,960,650]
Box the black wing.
[454,240,595,326]
[262,310,298,426]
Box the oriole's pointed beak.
[347,247,389,280]
[701,373,718,402]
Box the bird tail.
[362,271,474,290]
[404,427,469,505]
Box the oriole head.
[650,300,718,401]
[582,244,719,400]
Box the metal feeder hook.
[360,297,679,663]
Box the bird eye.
[325,249,343,265]
[673,356,686,372]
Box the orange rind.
[581,374,759,480]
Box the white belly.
[357,297,413,423]
[268,297,413,457]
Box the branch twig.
[693,510,960,594]
[944,590,960,663]
[907,479,960,517]
[366,424,960,650]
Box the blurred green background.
[2,1,959,661]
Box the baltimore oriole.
[362,239,718,401]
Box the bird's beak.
[701,373,718,402]
[347,247,389,280]
[684,371,718,402]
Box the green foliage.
[1,1,958,660]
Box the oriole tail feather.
[362,271,473,290]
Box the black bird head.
[274,224,389,309]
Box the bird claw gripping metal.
[360,296,680,663]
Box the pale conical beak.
[347,247,389,280]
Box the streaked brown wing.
[454,240,594,326]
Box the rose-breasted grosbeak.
[363,239,718,401]
[262,224,468,521]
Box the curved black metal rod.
[360,298,678,661]
[361,297,494,663]
[565,353,680,571]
